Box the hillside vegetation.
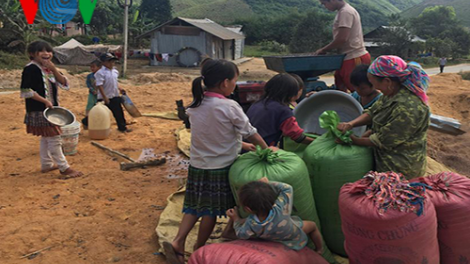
[171,0,424,30]
[401,0,470,28]
[172,0,254,22]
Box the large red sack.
[339,172,440,264]
[414,172,470,264]
[188,240,328,264]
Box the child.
[247,73,313,147]
[95,53,131,133]
[81,60,101,128]
[226,178,323,253]
[289,73,304,109]
[350,64,382,109]
[164,59,268,264]
[20,41,83,178]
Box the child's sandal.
[163,242,184,264]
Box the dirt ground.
[0,67,196,264]
[0,59,469,264]
[426,73,470,175]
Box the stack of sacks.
[413,172,470,263]
[229,147,335,263]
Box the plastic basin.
[294,90,366,136]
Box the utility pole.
[118,0,132,78]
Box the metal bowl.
[43,107,76,127]
[294,90,366,136]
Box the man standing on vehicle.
[316,0,371,92]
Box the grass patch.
[459,71,470,81]
[0,52,28,70]
[244,45,287,57]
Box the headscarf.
[368,55,429,105]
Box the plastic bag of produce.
[229,147,335,263]
[414,172,470,263]
[303,111,373,256]
[188,240,328,264]
[340,171,439,264]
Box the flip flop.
[163,242,184,264]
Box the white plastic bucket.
[61,121,81,155]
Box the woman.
[337,56,430,179]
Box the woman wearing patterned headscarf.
[337,55,430,179]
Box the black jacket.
[21,64,59,112]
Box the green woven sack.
[229,147,336,263]
[283,133,319,159]
[303,111,373,257]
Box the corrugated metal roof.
[137,17,244,40]
[180,18,244,40]
[226,25,244,35]
[364,26,426,43]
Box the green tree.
[289,10,333,53]
[426,38,454,58]
[411,6,458,39]
[442,26,470,58]
[82,0,122,36]
[236,9,305,45]
[374,15,416,58]
[139,0,172,26]
[410,6,470,57]
[0,0,49,53]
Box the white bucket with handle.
[61,121,81,155]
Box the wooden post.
[120,158,166,171]
[91,141,136,162]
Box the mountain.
[170,0,424,29]
[400,0,470,28]
[171,0,254,22]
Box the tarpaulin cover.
[142,111,180,120]
[175,126,191,157]
[53,46,98,65]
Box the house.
[364,26,426,57]
[59,21,86,36]
[40,21,86,37]
[137,17,245,67]
[225,25,245,60]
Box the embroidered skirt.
[183,165,235,217]
[24,111,61,137]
